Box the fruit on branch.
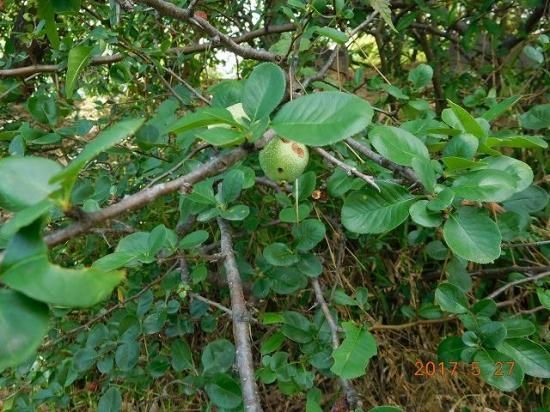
[259,137,309,182]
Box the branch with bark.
[217,217,263,412]
[136,0,280,62]
[41,130,276,248]
[345,138,420,185]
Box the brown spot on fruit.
[291,143,305,158]
[277,167,284,173]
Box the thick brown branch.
[217,218,263,412]
[44,147,248,247]
[137,0,279,62]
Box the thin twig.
[311,279,361,409]
[217,218,263,412]
[42,262,178,349]
[345,138,419,184]
[487,271,550,299]
[503,240,550,248]
[314,147,380,190]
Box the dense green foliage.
[0,0,549,410]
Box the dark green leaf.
[272,92,373,146]
[443,208,501,264]
[0,290,49,372]
[243,62,286,120]
[342,182,415,234]
[370,126,429,166]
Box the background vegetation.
[0,0,549,411]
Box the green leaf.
[65,46,94,98]
[74,347,98,371]
[221,169,244,204]
[50,118,145,197]
[479,321,507,348]
[297,253,323,278]
[496,339,550,378]
[435,282,469,314]
[330,321,377,379]
[296,171,317,201]
[447,100,486,139]
[52,0,81,13]
[1,222,125,307]
[168,108,239,133]
[279,204,311,223]
[474,350,524,391]
[243,62,286,120]
[409,200,442,228]
[503,185,549,213]
[306,388,323,412]
[220,204,250,220]
[196,127,245,147]
[443,133,479,159]
[427,188,454,211]
[537,288,550,309]
[263,243,299,266]
[502,319,536,338]
[260,332,285,354]
[442,156,486,171]
[205,373,242,409]
[282,311,314,343]
[315,27,348,44]
[482,96,521,122]
[368,0,396,31]
[411,157,436,192]
[489,135,548,149]
[178,230,209,250]
[272,92,373,146]
[27,94,58,126]
[0,200,53,238]
[368,407,403,412]
[0,290,50,372]
[2,257,125,307]
[171,340,194,371]
[92,252,138,271]
[115,341,139,371]
[483,156,533,193]
[292,219,326,252]
[0,157,62,211]
[370,126,429,166]
[519,104,550,130]
[522,45,544,64]
[437,336,467,366]
[408,64,433,89]
[98,387,122,412]
[37,0,60,48]
[201,339,235,375]
[452,169,517,202]
[341,182,415,234]
[443,208,501,264]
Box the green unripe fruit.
[259,138,309,182]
